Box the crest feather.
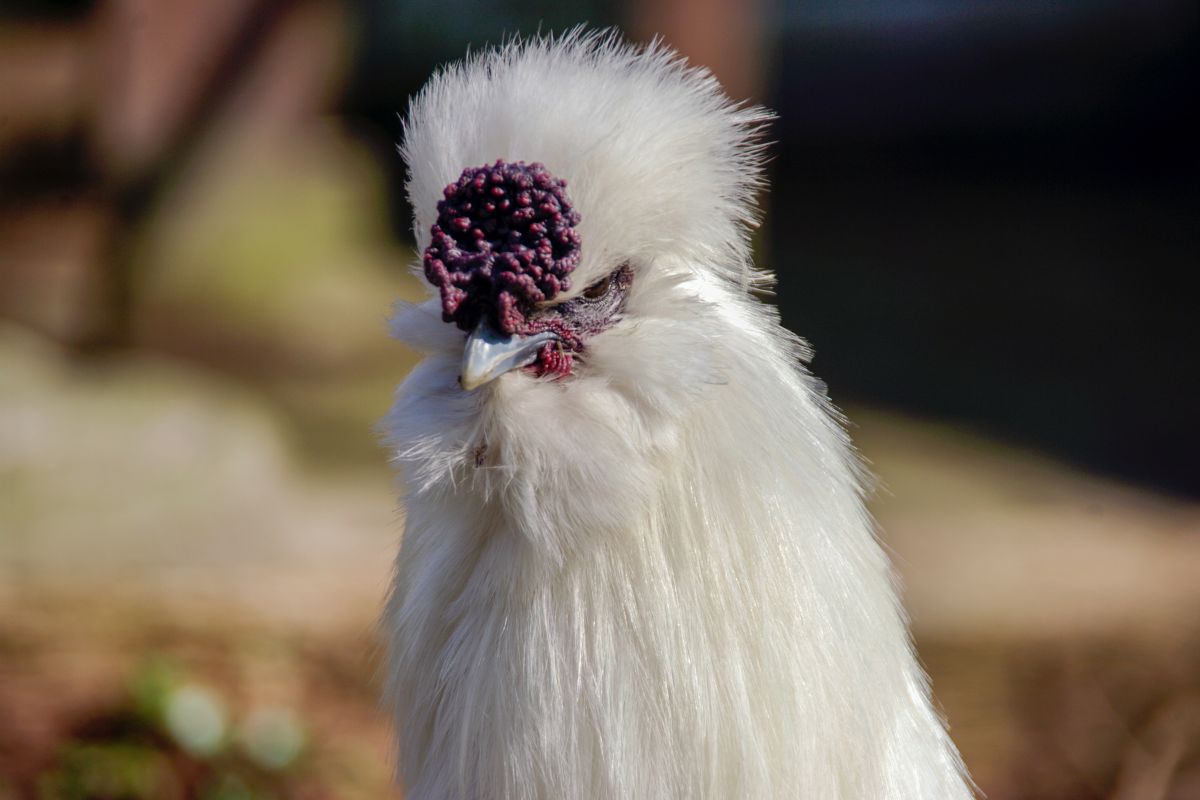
[401,29,774,293]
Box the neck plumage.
[383,293,971,799]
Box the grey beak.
[461,321,558,391]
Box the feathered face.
[388,33,778,552]
[423,160,634,389]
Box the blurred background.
[1,0,1197,797]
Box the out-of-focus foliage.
[36,657,316,799]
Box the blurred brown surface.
[631,0,765,102]
[2,2,1198,798]
[0,24,87,153]
[854,411,1200,799]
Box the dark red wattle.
[423,160,582,336]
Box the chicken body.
[383,31,972,800]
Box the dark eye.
[582,275,612,300]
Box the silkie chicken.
[382,31,973,800]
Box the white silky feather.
[383,30,973,800]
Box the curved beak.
[461,321,558,391]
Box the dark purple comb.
[423,160,582,336]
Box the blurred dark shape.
[765,0,1199,496]
[0,0,94,19]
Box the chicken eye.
[582,275,612,300]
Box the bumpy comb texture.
[423,160,582,336]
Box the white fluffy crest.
[400,29,771,295]
[383,30,973,800]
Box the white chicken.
[383,30,972,800]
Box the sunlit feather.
[383,30,972,800]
